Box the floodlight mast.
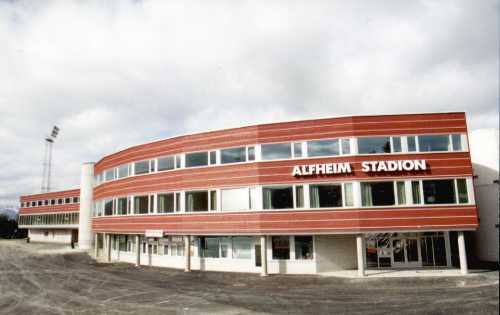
[41,126,59,193]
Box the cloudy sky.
[0,0,498,207]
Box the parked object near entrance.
[19,113,478,275]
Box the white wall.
[28,229,73,244]
[315,235,357,272]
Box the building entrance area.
[366,232,449,269]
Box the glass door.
[392,239,406,265]
[391,238,421,267]
[255,244,262,267]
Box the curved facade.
[20,112,478,275]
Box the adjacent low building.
[18,112,479,275]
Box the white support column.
[458,231,468,275]
[106,234,112,263]
[260,235,268,276]
[184,235,191,272]
[94,233,98,258]
[78,162,94,250]
[135,235,140,267]
[444,232,452,267]
[356,234,365,277]
[353,182,362,208]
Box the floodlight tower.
[41,126,60,192]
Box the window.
[411,181,421,204]
[396,181,406,205]
[175,155,182,168]
[158,156,175,171]
[361,182,395,206]
[117,165,129,179]
[104,199,114,216]
[232,237,252,259]
[210,190,217,211]
[261,143,292,160]
[407,136,417,152]
[134,196,149,214]
[134,161,150,175]
[199,237,220,258]
[185,152,208,167]
[456,179,469,203]
[293,143,302,158]
[310,184,343,208]
[57,198,63,205]
[263,186,293,209]
[72,197,79,203]
[247,146,255,161]
[44,200,49,205]
[185,191,208,212]
[341,139,351,155]
[209,151,217,165]
[272,236,290,260]
[221,187,252,211]
[418,135,450,152]
[65,198,71,204]
[158,193,174,213]
[38,201,43,206]
[295,236,314,260]
[175,193,181,212]
[105,168,115,181]
[392,137,402,153]
[116,197,128,215]
[307,139,340,157]
[51,199,56,205]
[423,180,456,204]
[221,147,246,164]
[452,134,462,151]
[344,183,354,207]
[150,160,156,172]
[358,137,391,154]
[295,186,304,208]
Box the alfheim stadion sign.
[292,159,427,176]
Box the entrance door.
[255,244,262,267]
[392,238,421,267]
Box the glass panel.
[452,134,462,151]
[209,151,217,165]
[116,197,127,215]
[185,152,208,167]
[407,136,417,152]
[185,191,208,212]
[221,147,246,164]
[210,190,217,210]
[272,236,290,260]
[134,196,149,214]
[392,239,405,263]
[423,180,456,204]
[406,239,419,262]
[175,155,182,168]
[358,137,391,154]
[200,237,220,258]
[456,179,469,203]
[261,143,292,160]
[309,184,343,208]
[158,193,174,213]
[105,169,115,181]
[392,137,402,153]
[421,237,434,266]
[361,182,395,206]
[411,181,421,204]
[293,143,302,158]
[175,193,181,212]
[341,138,351,155]
[295,236,313,259]
[418,135,450,152]
[232,237,252,259]
[344,183,354,207]
[247,146,255,161]
[263,186,294,209]
[307,139,340,157]
[104,200,113,216]
[158,156,175,171]
[221,188,249,211]
[295,186,304,208]
[396,181,406,205]
[433,237,447,266]
[134,161,149,175]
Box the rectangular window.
[221,188,250,211]
[72,197,79,203]
[221,147,246,164]
[392,137,402,153]
[150,160,156,172]
[295,236,314,260]
[175,155,182,168]
[65,197,71,204]
[396,181,406,205]
[341,139,351,155]
[272,236,290,260]
[358,137,391,154]
[210,190,217,211]
[134,196,149,214]
[307,139,340,157]
[209,151,217,165]
[293,142,302,158]
[361,182,395,206]
[295,186,304,208]
[261,143,292,160]
[418,135,450,152]
[134,160,150,175]
[263,186,294,209]
[185,152,208,167]
[117,165,129,179]
[247,146,255,161]
[51,199,56,205]
[104,199,114,216]
[185,191,208,212]
[232,237,251,259]
[411,181,421,204]
[175,193,181,212]
[158,193,174,213]
[407,136,417,152]
[116,197,128,215]
[158,156,175,171]
[344,183,354,206]
[422,180,456,204]
[199,237,220,258]
[105,169,115,181]
[456,179,469,203]
[310,184,343,208]
[452,134,462,151]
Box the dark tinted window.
[185,152,208,167]
[358,137,391,154]
[272,236,290,260]
[310,185,343,208]
[158,193,174,213]
[261,143,291,160]
[423,180,456,204]
[221,147,246,164]
[134,196,149,214]
[158,156,175,171]
[134,161,149,175]
[185,191,208,212]
[361,182,395,206]
[263,186,293,209]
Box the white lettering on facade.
[293,160,426,176]
[292,163,352,176]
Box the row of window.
[20,196,80,208]
[105,235,313,260]
[93,178,471,217]
[95,133,466,186]
[18,212,79,226]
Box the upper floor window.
[185,152,208,167]
[105,168,115,181]
[293,143,303,158]
[117,164,129,179]
[134,160,150,175]
[361,181,395,206]
[341,139,351,155]
[104,199,114,216]
[185,191,208,212]
[358,137,391,154]
[247,146,255,161]
[134,195,150,214]
[261,143,292,160]
[158,193,174,213]
[310,184,342,208]
[221,147,246,164]
[221,187,257,211]
[158,156,175,171]
[421,179,466,204]
[262,185,302,209]
[418,135,450,152]
[307,139,340,157]
[116,197,128,215]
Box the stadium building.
[19,112,479,276]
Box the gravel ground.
[0,240,498,315]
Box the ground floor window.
[199,237,230,258]
[294,236,314,259]
[232,237,252,259]
[272,236,290,260]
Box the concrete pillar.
[356,234,365,277]
[78,162,94,250]
[94,233,98,258]
[184,235,191,272]
[106,234,112,263]
[135,235,140,267]
[458,231,468,275]
[260,235,268,276]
